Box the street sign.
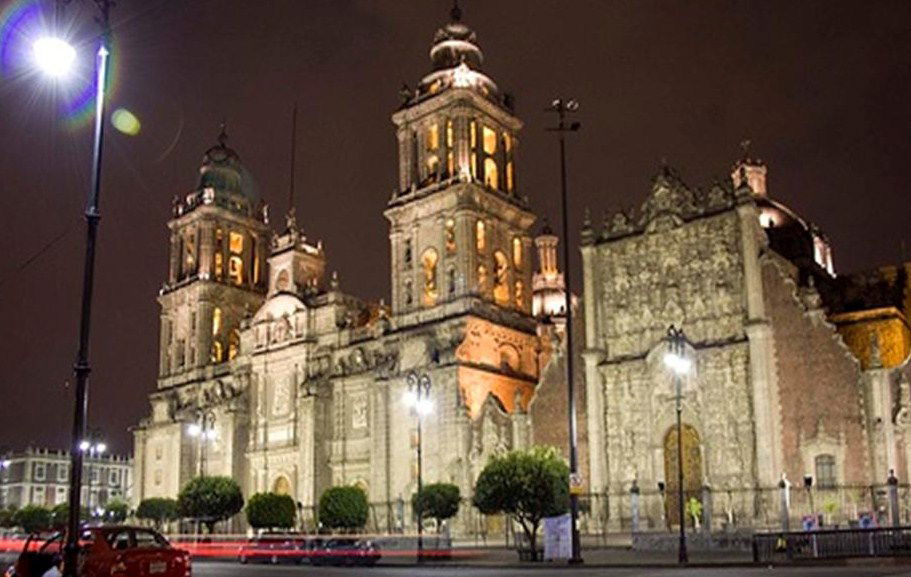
[569,473,583,495]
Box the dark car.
[309,538,380,567]
[238,534,306,565]
[5,526,191,577]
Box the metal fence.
[753,526,911,562]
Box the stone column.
[702,485,713,534]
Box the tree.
[0,507,16,528]
[105,498,130,523]
[50,504,90,530]
[246,493,297,530]
[178,476,244,533]
[13,505,52,534]
[473,446,570,561]
[412,483,461,532]
[318,486,369,532]
[136,498,179,530]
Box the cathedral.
[133,6,572,533]
[134,5,911,536]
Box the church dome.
[429,4,484,71]
[196,126,259,202]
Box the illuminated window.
[252,236,260,285]
[477,265,487,292]
[445,219,456,254]
[229,256,244,285]
[426,123,439,151]
[482,126,497,155]
[427,154,440,176]
[503,133,512,153]
[211,340,223,363]
[228,329,240,360]
[229,232,244,254]
[515,280,524,308]
[212,307,222,336]
[214,228,224,281]
[815,454,837,488]
[493,251,509,305]
[484,158,499,189]
[476,220,486,253]
[446,120,455,175]
[422,248,439,307]
[506,162,514,192]
[470,121,478,178]
[513,238,522,268]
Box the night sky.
[1,0,910,454]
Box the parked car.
[309,537,380,567]
[238,533,306,565]
[5,526,191,577]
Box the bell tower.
[385,4,535,321]
[157,127,269,383]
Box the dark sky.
[1,0,910,454]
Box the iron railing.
[753,526,911,562]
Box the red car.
[5,526,191,577]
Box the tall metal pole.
[64,3,112,576]
[670,327,689,565]
[547,98,582,564]
[416,383,424,563]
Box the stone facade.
[582,158,911,529]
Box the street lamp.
[0,458,11,510]
[188,410,217,477]
[664,325,691,565]
[546,97,583,564]
[32,1,115,575]
[803,474,815,527]
[80,439,106,513]
[403,371,432,562]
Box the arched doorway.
[273,475,291,496]
[663,424,702,528]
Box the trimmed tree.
[13,505,52,534]
[136,498,179,530]
[473,446,570,561]
[178,476,244,533]
[318,486,369,532]
[246,492,296,530]
[105,498,130,523]
[412,483,461,532]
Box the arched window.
[214,228,225,281]
[404,238,413,266]
[446,120,455,175]
[447,267,456,295]
[228,232,244,285]
[515,280,524,308]
[228,329,241,360]
[484,158,499,189]
[445,219,456,254]
[477,264,487,292]
[404,279,413,306]
[183,229,197,276]
[815,454,837,488]
[476,220,486,253]
[493,251,509,305]
[421,248,439,307]
[212,307,222,336]
[426,123,439,151]
[512,237,522,268]
[211,340,223,363]
[470,121,478,178]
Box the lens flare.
[32,36,75,76]
[111,107,140,135]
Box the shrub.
[246,493,297,530]
[318,486,369,531]
[178,476,244,533]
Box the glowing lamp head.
[33,36,76,77]
[402,390,418,408]
[416,398,434,416]
[187,423,202,437]
[663,352,691,376]
[79,440,91,452]
[96,443,107,455]
[0,459,10,469]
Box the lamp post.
[0,458,11,510]
[188,410,217,477]
[79,439,106,515]
[803,474,815,527]
[546,97,583,564]
[403,371,433,562]
[31,2,114,575]
[664,325,691,565]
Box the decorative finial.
[330,271,340,291]
[217,120,228,147]
[451,0,462,22]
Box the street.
[192,561,911,577]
